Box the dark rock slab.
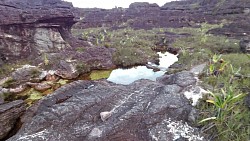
[8,71,204,141]
[0,100,26,140]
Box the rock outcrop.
[0,100,26,140]
[8,71,204,141]
[73,0,250,39]
[0,0,115,86]
[0,0,76,63]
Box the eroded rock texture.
[8,71,204,141]
[0,100,26,140]
[0,0,76,62]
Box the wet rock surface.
[8,71,204,141]
[0,100,26,140]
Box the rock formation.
[0,0,115,81]
[0,0,76,63]
[0,0,115,138]
[8,71,204,141]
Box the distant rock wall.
[73,0,250,38]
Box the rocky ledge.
[7,71,206,141]
[0,100,26,140]
[0,0,115,81]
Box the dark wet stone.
[0,100,26,140]
[8,71,203,141]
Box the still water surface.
[107,52,178,85]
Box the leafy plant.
[208,54,228,75]
[200,87,245,123]
[199,55,250,140]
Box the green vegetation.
[25,89,43,106]
[0,60,32,79]
[198,54,250,140]
[168,23,240,69]
[167,23,249,140]
[71,28,165,66]
[89,70,112,80]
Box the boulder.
[0,100,26,140]
[8,71,204,141]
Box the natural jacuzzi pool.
[106,52,178,85]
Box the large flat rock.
[8,71,204,141]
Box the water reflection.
[107,52,178,85]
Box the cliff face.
[0,0,76,63]
[73,0,250,38]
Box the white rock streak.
[166,119,204,141]
[16,129,49,141]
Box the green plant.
[199,55,250,140]
[200,87,245,123]
[199,87,249,140]
[208,54,228,76]
[43,53,49,66]
[168,23,239,70]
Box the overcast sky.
[64,0,174,9]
